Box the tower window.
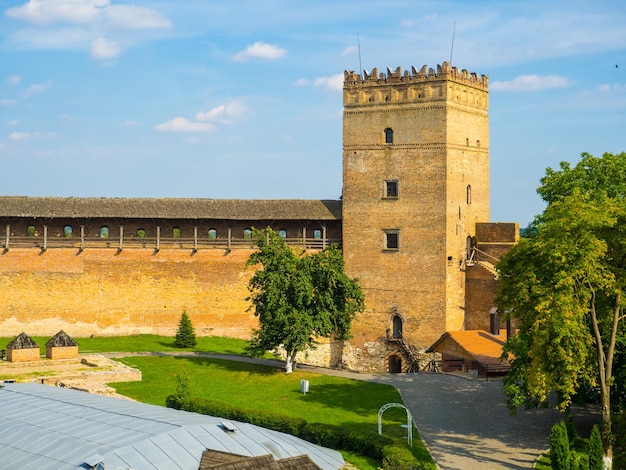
[383,230,399,251]
[384,180,398,199]
[466,185,472,204]
[384,128,393,144]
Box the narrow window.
[384,230,399,250]
[313,229,322,239]
[26,225,35,237]
[466,185,472,204]
[63,225,73,238]
[100,226,109,238]
[136,229,146,238]
[173,227,181,239]
[278,229,287,239]
[208,229,217,239]
[243,228,252,239]
[392,315,403,339]
[384,128,393,144]
[384,180,398,199]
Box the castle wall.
[0,247,257,338]
[465,222,519,330]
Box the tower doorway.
[388,355,402,373]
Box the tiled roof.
[428,329,510,370]
[45,330,78,347]
[0,196,342,221]
[6,332,39,350]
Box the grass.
[0,334,250,356]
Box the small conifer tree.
[174,311,197,348]
[549,421,571,470]
[588,425,604,470]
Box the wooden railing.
[1,236,341,251]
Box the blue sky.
[1,0,625,228]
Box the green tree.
[245,228,364,373]
[174,311,197,348]
[589,425,604,470]
[550,421,571,470]
[497,152,626,464]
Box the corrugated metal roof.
[0,196,342,221]
[0,383,344,470]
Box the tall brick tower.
[341,62,490,372]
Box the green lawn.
[0,334,250,356]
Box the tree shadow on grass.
[170,355,284,376]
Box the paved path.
[106,352,599,469]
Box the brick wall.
[0,247,257,338]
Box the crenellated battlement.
[344,61,488,89]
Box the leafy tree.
[549,421,571,470]
[174,311,197,348]
[589,425,604,470]
[245,228,364,373]
[497,152,626,464]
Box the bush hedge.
[167,394,398,461]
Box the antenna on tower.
[449,21,456,65]
[357,33,363,79]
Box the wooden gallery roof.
[0,196,343,221]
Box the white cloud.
[23,79,52,97]
[7,75,22,85]
[6,119,21,126]
[60,113,75,121]
[6,0,170,30]
[195,101,248,124]
[341,45,357,56]
[123,120,140,127]
[10,131,40,141]
[232,41,286,62]
[1,99,18,106]
[400,14,437,27]
[155,117,216,133]
[90,36,120,59]
[490,75,571,92]
[598,83,626,93]
[6,0,107,25]
[105,4,171,29]
[294,78,309,87]
[313,73,343,92]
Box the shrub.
[549,421,570,470]
[380,444,418,470]
[588,425,604,470]
[174,311,196,348]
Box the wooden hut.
[6,332,40,362]
[45,330,79,359]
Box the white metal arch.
[377,402,412,447]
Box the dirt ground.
[0,354,141,396]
